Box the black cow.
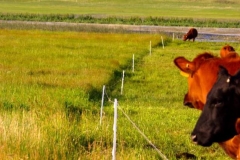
[191,66,240,147]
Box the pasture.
[1,0,240,20]
[1,0,240,29]
[0,28,238,159]
[0,0,240,159]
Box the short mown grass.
[115,40,238,159]
[0,0,240,28]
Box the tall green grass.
[1,13,240,28]
[0,28,237,159]
[114,40,238,159]
[0,29,163,159]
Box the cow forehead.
[185,61,220,109]
[191,53,216,73]
[206,76,230,99]
[193,53,215,62]
[205,67,240,112]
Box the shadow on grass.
[88,69,124,102]
[87,40,163,104]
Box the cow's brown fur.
[174,53,240,110]
[219,135,240,159]
[220,45,238,58]
[183,28,198,42]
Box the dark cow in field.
[174,52,240,110]
[220,44,238,58]
[191,66,240,159]
[183,28,198,42]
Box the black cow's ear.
[233,69,240,85]
[234,69,240,78]
[218,66,229,76]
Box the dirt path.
[1,20,240,41]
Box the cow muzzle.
[191,135,198,144]
[190,134,213,147]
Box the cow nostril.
[191,135,198,144]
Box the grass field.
[0,28,238,159]
[0,29,164,159]
[0,0,240,159]
[116,39,240,160]
[0,0,240,20]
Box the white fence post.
[161,36,164,49]
[121,70,125,95]
[100,85,105,125]
[112,99,118,160]
[150,41,152,55]
[132,54,134,72]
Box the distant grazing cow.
[174,52,240,110]
[191,66,240,159]
[220,45,238,58]
[183,28,198,42]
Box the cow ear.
[234,69,240,79]
[174,57,195,75]
[232,69,240,85]
[217,66,231,83]
[218,65,229,76]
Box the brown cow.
[183,28,198,42]
[174,52,240,110]
[220,44,238,58]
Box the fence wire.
[103,88,169,160]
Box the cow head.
[191,66,240,146]
[174,53,216,110]
[183,34,188,41]
[182,28,198,42]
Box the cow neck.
[219,135,240,159]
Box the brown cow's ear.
[235,118,240,134]
[174,57,195,74]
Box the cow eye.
[214,101,222,107]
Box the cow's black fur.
[191,66,240,146]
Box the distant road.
[1,20,240,41]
